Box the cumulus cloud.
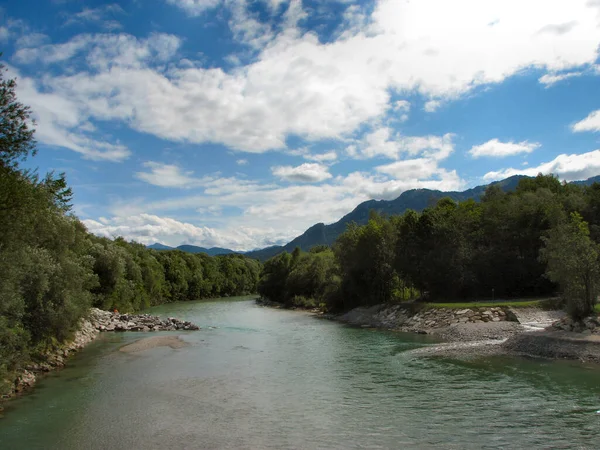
[469,139,541,158]
[165,0,222,16]
[14,32,181,67]
[272,163,332,183]
[572,110,600,132]
[483,149,600,182]
[65,4,125,30]
[424,100,442,113]
[97,165,465,249]
[393,100,411,122]
[8,66,130,162]
[9,0,599,156]
[357,127,455,161]
[539,71,582,86]
[304,151,337,162]
[375,158,441,180]
[83,213,291,251]
[236,159,249,165]
[15,32,49,48]
[135,162,203,188]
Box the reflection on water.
[1,296,599,449]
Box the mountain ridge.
[149,174,600,261]
[147,243,236,256]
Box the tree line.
[259,175,600,319]
[0,65,260,393]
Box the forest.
[0,65,261,393]
[259,175,600,320]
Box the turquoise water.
[1,297,599,449]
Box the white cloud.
[358,127,455,161]
[572,110,600,132]
[0,26,9,41]
[7,66,130,162]
[135,162,202,188]
[304,151,337,162]
[272,163,332,183]
[393,100,411,113]
[83,213,290,251]
[10,0,599,156]
[375,158,440,180]
[236,158,249,165]
[393,100,411,122]
[98,165,465,249]
[469,139,541,158]
[65,4,125,29]
[14,33,181,68]
[15,32,49,48]
[165,0,222,16]
[539,71,582,86]
[424,100,442,113]
[483,149,600,182]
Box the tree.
[0,63,36,168]
[540,212,600,319]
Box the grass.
[425,299,549,310]
[595,304,600,313]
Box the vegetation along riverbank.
[257,172,600,362]
[0,66,261,407]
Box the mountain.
[573,175,600,186]
[148,243,174,251]
[152,175,600,262]
[245,175,526,260]
[147,243,236,256]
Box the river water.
[1,297,599,449]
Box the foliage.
[540,212,600,319]
[259,173,600,321]
[0,64,261,394]
[0,63,36,167]
[258,247,339,310]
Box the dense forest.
[259,175,600,320]
[0,66,261,393]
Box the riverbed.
[1,297,599,449]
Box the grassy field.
[426,299,551,310]
[429,299,600,313]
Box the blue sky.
[1,0,600,250]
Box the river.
[1,297,599,449]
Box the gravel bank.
[430,321,525,342]
[332,302,600,362]
[503,331,600,363]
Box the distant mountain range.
[149,174,600,261]
[147,243,236,256]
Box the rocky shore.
[329,302,600,363]
[90,308,200,332]
[336,303,520,332]
[2,308,199,407]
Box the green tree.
[540,212,600,319]
[0,63,36,167]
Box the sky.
[1,0,600,251]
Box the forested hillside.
[0,66,260,394]
[259,175,600,319]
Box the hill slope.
[148,244,236,256]
[245,175,525,260]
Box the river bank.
[334,302,600,363]
[257,299,600,363]
[1,308,200,409]
[4,297,599,449]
